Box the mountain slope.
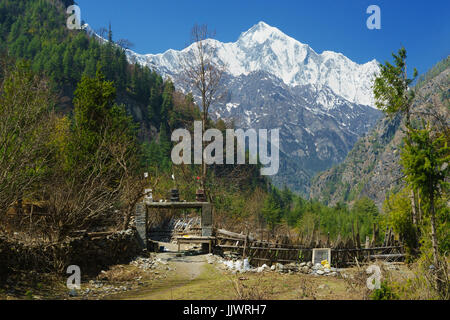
[126,22,382,194]
[310,56,450,207]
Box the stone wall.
[0,229,143,280]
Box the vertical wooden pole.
[243,235,248,259]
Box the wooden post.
[355,220,361,249]
[383,226,389,246]
[243,235,248,259]
[351,223,356,247]
[371,223,377,247]
[386,227,392,246]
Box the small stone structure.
[135,201,213,251]
[312,248,331,265]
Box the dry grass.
[97,265,144,283]
[297,277,318,299]
[231,274,273,300]
[386,256,450,300]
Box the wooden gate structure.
[135,201,214,251]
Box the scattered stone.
[318,284,330,290]
[68,289,78,297]
[275,263,284,272]
[301,266,310,274]
[313,263,322,269]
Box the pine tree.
[373,47,421,248]
[400,124,449,267]
[262,189,282,233]
[160,80,174,124]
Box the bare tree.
[181,24,226,192]
[43,126,123,240]
[116,39,134,50]
[96,27,108,39]
[0,59,55,220]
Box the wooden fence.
[214,229,405,267]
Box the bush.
[370,281,398,300]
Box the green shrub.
[370,281,398,300]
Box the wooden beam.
[145,202,206,209]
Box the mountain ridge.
[127,21,379,107]
[125,21,383,194]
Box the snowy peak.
[238,21,289,44]
[126,21,379,107]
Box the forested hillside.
[0,0,197,166]
[310,56,450,208]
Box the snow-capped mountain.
[127,21,379,107]
[126,21,382,194]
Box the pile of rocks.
[130,257,156,270]
[276,261,339,276]
[310,263,339,276]
[130,255,168,271]
[213,253,340,277]
[222,251,240,260]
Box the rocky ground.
[212,252,340,276]
[0,242,410,300]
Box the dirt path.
[108,242,223,300]
[159,252,206,280]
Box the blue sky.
[76,0,449,76]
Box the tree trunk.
[410,189,418,226]
[429,195,439,266]
[122,206,132,230]
[417,194,422,225]
[201,112,207,192]
[429,194,446,295]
